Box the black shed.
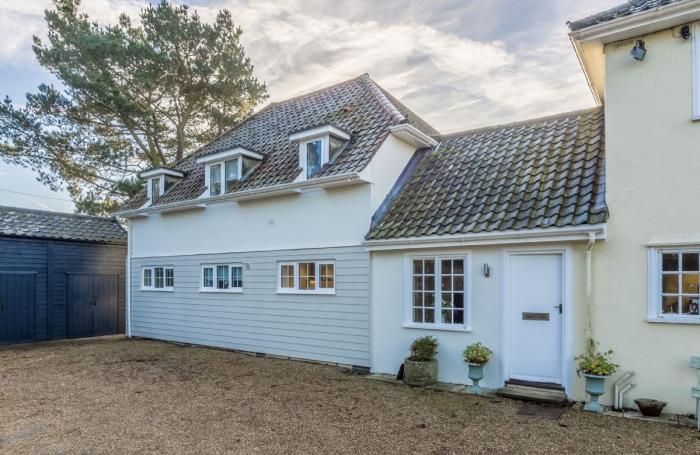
[0,206,127,344]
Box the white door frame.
[501,246,573,397]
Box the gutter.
[364,224,607,251]
[115,172,366,218]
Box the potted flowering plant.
[403,336,439,386]
[463,342,492,394]
[576,340,618,413]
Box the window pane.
[306,140,323,178]
[425,309,434,323]
[225,159,239,192]
[662,296,678,314]
[424,260,435,274]
[682,296,700,315]
[441,259,452,274]
[242,156,258,177]
[411,258,435,323]
[662,253,679,271]
[682,274,699,294]
[453,310,464,325]
[203,267,213,288]
[453,260,464,274]
[319,263,334,289]
[280,265,294,288]
[299,262,316,290]
[683,253,700,271]
[154,267,164,288]
[151,178,160,202]
[143,269,152,287]
[413,260,423,274]
[441,309,452,324]
[165,268,174,287]
[424,292,435,308]
[413,308,423,323]
[413,293,423,306]
[413,276,423,291]
[216,265,229,289]
[231,266,243,288]
[453,292,464,309]
[164,175,179,193]
[210,164,222,196]
[441,293,452,308]
[454,276,464,291]
[424,276,435,291]
[662,274,679,293]
[329,136,346,161]
[440,258,465,325]
[441,276,452,291]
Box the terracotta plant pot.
[403,358,437,386]
[635,398,667,417]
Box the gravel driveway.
[0,338,698,454]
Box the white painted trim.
[648,238,700,247]
[402,253,472,331]
[647,246,700,322]
[501,247,573,397]
[115,172,367,217]
[139,168,184,179]
[570,1,700,44]
[694,22,700,119]
[289,125,350,142]
[196,147,263,165]
[647,317,700,325]
[365,224,607,251]
[199,264,244,293]
[389,124,438,148]
[275,260,336,295]
[140,265,174,292]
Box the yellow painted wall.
[597,26,700,413]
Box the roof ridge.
[259,73,368,110]
[0,205,118,222]
[358,74,406,124]
[438,107,602,141]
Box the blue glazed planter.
[466,362,486,394]
[582,373,608,413]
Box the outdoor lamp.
[631,40,646,61]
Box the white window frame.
[291,125,350,181]
[141,266,174,291]
[648,246,700,324]
[693,22,700,120]
[147,176,163,202]
[276,260,335,295]
[200,264,244,293]
[403,254,472,332]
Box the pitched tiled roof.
[568,0,686,31]
[0,206,127,245]
[366,108,607,240]
[120,74,438,211]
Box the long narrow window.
[225,159,239,192]
[278,260,335,294]
[201,264,244,292]
[305,139,323,178]
[210,163,222,196]
[142,266,174,291]
[407,256,468,328]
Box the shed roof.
[0,206,127,245]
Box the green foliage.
[409,336,439,362]
[0,0,267,215]
[462,342,492,365]
[576,340,618,376]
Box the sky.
[0,0,620,213]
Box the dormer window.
[196,147,263,197]
[139,168,184,204]
[290,125,350,180]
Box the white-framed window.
[290,125,350,181]
[197,147,263,197]
[648,247,700,322]
[142,266,174,291]
[404,255,470,331]
[144,171,182,203]
[200,264,243,292]
[277,260,335,294]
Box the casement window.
[289,125,350,181]
[277,260,335,294]
[142,266,174,291]
[405,255,470,331]
[141,168,183,204]
[201,264,243,292]
[648,248,700,322]
[197,148,263,197]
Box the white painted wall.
[361,134,418,212]
[594,27,700,414]
[370,242,588,398]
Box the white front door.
[506,253,563,384]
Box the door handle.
[554,304,563,314]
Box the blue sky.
[0,0,620,212]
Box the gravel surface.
[1,338,698,454]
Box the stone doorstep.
[604,409,697,429]
[366,373,484,395]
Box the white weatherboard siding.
[370,243,589,398]
[595,26,700,414]
[130,246,370,367]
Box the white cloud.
[0,0,618,132]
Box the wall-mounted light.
[681,25,692,40]
[483,264,490,278]
[631,40,646,61]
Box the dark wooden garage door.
[67,273,119,339]
[0,273,36,344]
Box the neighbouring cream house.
[116,0,700,416]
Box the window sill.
[140,288,174,292]
[276,289,336,296]
[646,317,700,325]
[402,323,472,333]
[199,288,243,294]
